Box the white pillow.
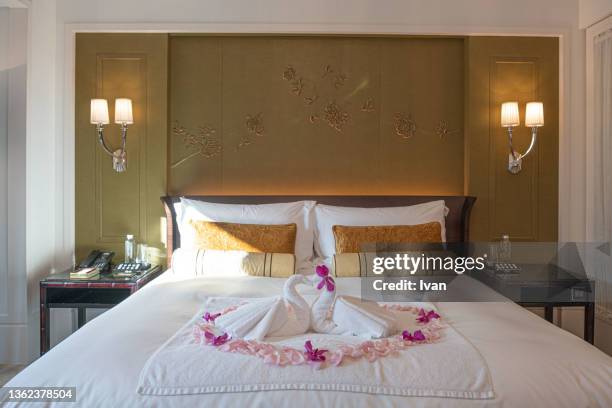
[313,200,449,262]
[175,198,315,273]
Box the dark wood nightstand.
[39,265,163,355]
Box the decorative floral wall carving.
[172,61,462,169]
[434,120,461,139]
[361,97,375,112]
[394,113,418,139]
[323,101,350,132]
[322,64,347,89]
[393,113,461,141]
[283,64,353,132]
[171,122,222,168]
[282,64,461,139]
[283,66,304,96]
[237,113,265,150]
[246,113,265,137]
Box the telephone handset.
[78,250,115,273]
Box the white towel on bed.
[214,297,286,340]
[138,297,494,399]
[332,296,396,338]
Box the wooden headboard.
[160,195,476,265]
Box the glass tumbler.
[136,243,148,264]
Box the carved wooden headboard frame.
[160,195,476,266]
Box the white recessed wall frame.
[11,16,582,363]
[57,24,580,360]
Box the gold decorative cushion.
[332,222,442,254]
[189,221,297,254]
[333,252,370,277]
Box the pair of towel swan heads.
[214,268,397,341]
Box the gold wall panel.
[168,36,465,195]
[74,34,559,251]
[75,34,167,260]
[465,37,559,241]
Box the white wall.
[12,0,588,362]
[0,9,8,328]
[579,0,612,28]
[0,6,28,364]
[0,9,8,342]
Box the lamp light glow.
[525,102,544,127]
[114,98,134,125]
[90,99,109,125]
[501,102,520,127]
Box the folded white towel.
[332,296,396,338]
[215,297,286,340]
[215,275,310,340]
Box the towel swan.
[214,274,310,340]
[310,265,397,338]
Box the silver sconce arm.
[113,123,128,172]
[95,123,128,172]
[507,127,538,174]
[96,124,114,156]
[522,127,538,158]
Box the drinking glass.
[136,243,148,264]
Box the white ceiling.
[0,0,28,8]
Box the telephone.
[78,250,115,273]
[112,262,151,274]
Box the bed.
[5,196,612,407]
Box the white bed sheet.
[6,272,612,407]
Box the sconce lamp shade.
[525,102,544,127]
[501,102,520,127]
[90,99,110,125]
[114,98,134,124]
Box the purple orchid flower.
[417,308,441,324]
[402,329,426,342]
[304,340,328,362]
[315,265,335,292]
[204,330,230,346]
[203,311,221,323]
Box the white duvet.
[6,272,612,407]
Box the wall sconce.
[90,98,134,172]
[501,101,544,174]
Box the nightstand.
[39,264,163,355]
[473,263,595,344]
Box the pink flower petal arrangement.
[315,265,335,292]
[193,301,445,369]
[416,308,441,324]
[203,330,230,346]
[202,312,221,323]
[402,329,426,342]
[304,340,328,369]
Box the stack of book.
[70,267,100,280]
